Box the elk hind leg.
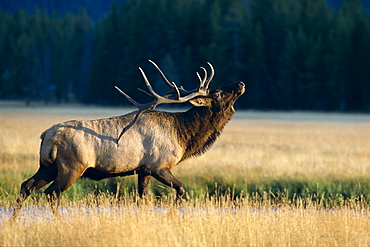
[12,164,57,220]
[44,165,86,216]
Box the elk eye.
[213,92,222,100]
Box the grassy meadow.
[1,104,370,246]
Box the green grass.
[3,172,369,208]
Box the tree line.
[0,0,369,111]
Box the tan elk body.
[12,61,245,219]
[42,112,183,175]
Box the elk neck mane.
[175,106,235,161]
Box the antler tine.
[201,67,207,84]
[170,81,181,100]
[137,87,154,98]
[148,59,187,98]
[204,62,214,89]
[148,59,177,89]
[138,67,163,101]
[196,71,203,91]
[115,86,141,108]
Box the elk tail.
[39,130,58,164]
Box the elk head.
[188,82,245,113]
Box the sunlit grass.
[1,194,370,246]
[1,106,370,246]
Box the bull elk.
[11,60,245,219]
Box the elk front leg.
[138,174,151,198]
[152,168,185,200]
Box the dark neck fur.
[175,106,235,161]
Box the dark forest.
[0,0,369,111]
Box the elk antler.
[115,60,214,143]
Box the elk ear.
[189,97,212,107]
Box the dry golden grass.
[1,198,370,246]
[1,105,370,246]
